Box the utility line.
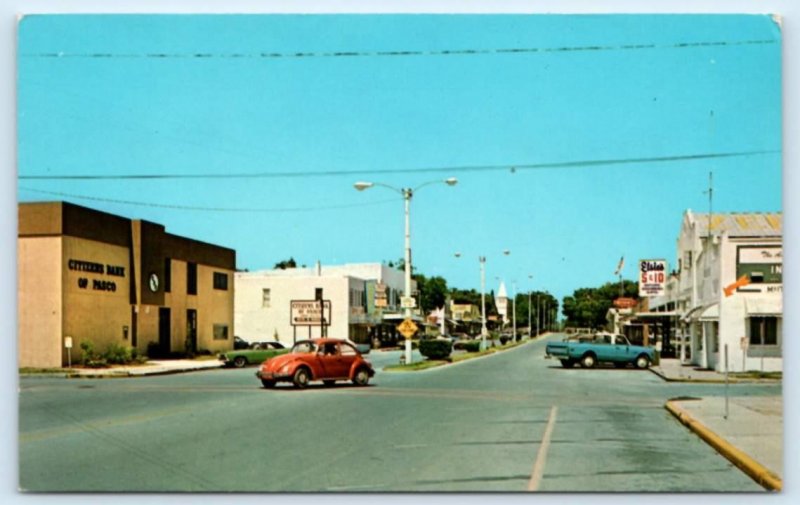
[19,149,779,181]
[18,186,398,213]
[22,38,776,60]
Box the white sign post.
[65,336,73,369]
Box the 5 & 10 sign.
[639,259,667,297]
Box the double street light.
[454,249,509,350]
[355,177,458,365]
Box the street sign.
[639,259,667,297]
[396,318,419,339]
[724,275,751,297]
[374,282,388,307]
[613,297,637,309]
[290,300,332,326]
[400,296,417,309]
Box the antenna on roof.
[703,171,713,238]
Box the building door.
[159,308,171,354]
[186,309,197,354]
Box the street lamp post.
[355,177,457,366]
[480,256,487,349]
[455,252,508,351]
[512,281,517,343]
[527,275,533,338]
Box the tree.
[416,275,449,312]
[514,291,557,328]
[448,288,498,317]
[561,280,638,329]
[384,258,448,313]
[274,257,297,270]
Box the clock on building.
[148,272,159,292]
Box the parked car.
[250,341,286,350]
[255,338,375,389]
[219,348,288,368]
[233,336,250,350]
[545,332,655,369]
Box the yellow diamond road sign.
[397,318,418,339]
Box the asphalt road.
[18,334,780,492]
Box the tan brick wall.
[62,236,132,364]
[18,237,63,368]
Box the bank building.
[18,202,236,368]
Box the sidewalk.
[666,396,783,491]
[65,359,223,378]
[651,358,781,383]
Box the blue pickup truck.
[545,332,655,369]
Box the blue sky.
[17,14,782,308]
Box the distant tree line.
[561,280,638,329]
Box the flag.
[614,256,624,275]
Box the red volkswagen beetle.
[255,338,375,389]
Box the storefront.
[18,202,236,368]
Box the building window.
[749,317,778,346]
[213,272,228,290]
[164,258,171,293]
[187,262,197,295]
[213,324,229,340]
[262,288,271,308]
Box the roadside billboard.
[290,300,332,326]
[639,259,667,297]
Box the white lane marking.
[528,405,558,491]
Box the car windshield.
[291,342,318,354]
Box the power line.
[18,149,779,181]
[18,186,398,213]
[21,38,776,60]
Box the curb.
[665,400,782,492]
[650,367,730,383]
[66,365,224,379]
[650,368,779,384]
[382,338,537,373]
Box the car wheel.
[293,367,311,388]
[560,359,574,368]
[580,353,596,369]
[635,355,651,369]
[323,380,336,387]
[261,379,276,389]
[352,367,370,386]
[233,356,247,368]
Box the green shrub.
[85,358,108,368]
[80,340,99,366]
[103,343,133,364]
[457,341,481,353]
[418,339,452,360]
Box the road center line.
[527,405,558,491]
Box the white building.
[675,211,782,372]
[234,263,415,347]
[496,281,509,324]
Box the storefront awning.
[381,313,425,323]
[681,303,718,322]
[745,297,782,316]
[634,311,679,318]
[697,303,719,321]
